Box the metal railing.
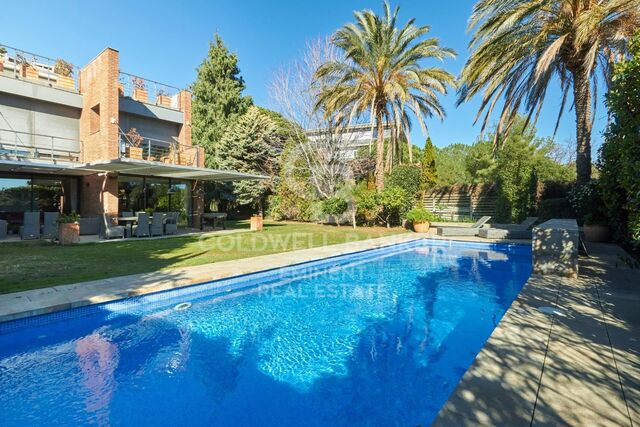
[118,72,181,110]
[0,44,80,92]
[119,131,199,167]
[0,128,81,162]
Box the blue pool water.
[0,240,531,426]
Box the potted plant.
[132,77,148,103]
[124,128,144,160]
[57,212,80,245]
[117,81,125,96]
[0,47,6,72]
[54,58,75,90]
[156,89,171,107]
[18,55,39,80]
[583,213,611,242]
[405,207,437,233]
[321,197,348,226]
[250,214,264,231]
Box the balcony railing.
[0,44,80,92]
[0,128,81,162]
[119,131,199,167]
[118,72,181,110]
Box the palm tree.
[315,2,456,190]
[459,0,640,186]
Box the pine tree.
[216,107,280,208]
[421,137,437,190]
[191,34,252,168]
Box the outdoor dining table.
[117,216,149,236]
[200,212,227,231]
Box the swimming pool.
[0,239,531,426]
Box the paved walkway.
[433,242,639,426]
[0,233,420,323]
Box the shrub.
[568,180,607,225]
[321,197,348,225]
[54,59,74,77]
[537,198,575,221]
[57,212,80,224]
[386,165,422,200]
[405,208,437,224]
[267,192,315,222]
[354,185,380,226]
[599,31,640,250]
[379,185,412,227]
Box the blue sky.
[1,0,606,152]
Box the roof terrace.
[0,44,183,110]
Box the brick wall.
[81,173,119,216]
[178,89,192,147]
[79,48,120,162]
[78,48,120,216]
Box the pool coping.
[0,234,530,325]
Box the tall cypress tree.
[191,34,252,168]
[421,137,437,190]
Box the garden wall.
[423,184,497,220]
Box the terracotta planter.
[133,88,148,103]
[128,146,143,160]
[156,95,171,107]
[57,75,75,90]
[250,215,263,231]
[22,64,39,80]
[413,221,431,233]
[583,224,610,243]
[58,222,80,245]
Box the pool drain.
[173,302,192,311]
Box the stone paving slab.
[434,242,638,426]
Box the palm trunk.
[375,109,385,190]
[386,122,394,173]
[572,69,592,186]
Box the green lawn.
[0,220,408,294]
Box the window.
[117,175,192,225]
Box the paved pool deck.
[433,242,639,426]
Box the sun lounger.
[436,216,492,237]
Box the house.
[305,123,392,160]
[0,44,261,234]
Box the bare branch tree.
[269,37,355,199]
